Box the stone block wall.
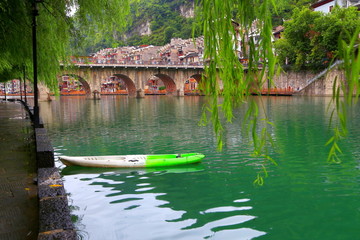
[272,68,345,96]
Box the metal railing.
[297,60,344,92]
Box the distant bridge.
[57,63,205,98]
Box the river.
[39,95,360,240]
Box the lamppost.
[20,77,23,101]
[32,0,42,127]
[23,65,27,104]
[4,83,7,101]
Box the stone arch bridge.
[55,63,205,99]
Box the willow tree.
[0,0,129,89]
[195,0,360,184]
[195,0,277,184]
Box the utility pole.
[32,0,41,127]
[4,83,7,101]
[20,77,22,101]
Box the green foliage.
[326,25,360,163]
[76,0,319,52]
[275,6,360,71]
[196,0,278,183]
[123,0,200,46]
[70,0,131,55]
[274,6,360,166]
[0,0,32,81]
[0,0,130,90]
[275,7,322,70]
[269,0,315,26]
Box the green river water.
[40,95,360,240]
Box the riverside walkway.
[0,100,38,239]
[0,99,76,240]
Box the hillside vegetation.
[124,0,200,46]
[77,0,319,55]
[79,0,200,54]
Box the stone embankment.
[24,101,77,239]
[0,99,77,239]
[272,67,345,96]
[0,100,38,239]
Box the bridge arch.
[154,73,177,95]
[184,73,204,95]
[59,74,91,96]
[111,74,136,96]
[190,74,203,83]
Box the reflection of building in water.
[59,76,85,95]
[101,76,128,95]
[145,77,166,95]
[0,80,33,95]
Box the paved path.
[0,100,38,240]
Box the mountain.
[76,0,316,55]
[122,0,200,46]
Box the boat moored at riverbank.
[59,153,205,168]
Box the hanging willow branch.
[326,28,360,163]
[0,0,130,88]
[196,0,359,184]
[196,0,277,184]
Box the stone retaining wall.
[19,100,77,240]
[272,68,345,96]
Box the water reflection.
[61,165,205,176]
[62,166,264,240]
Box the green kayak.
[59,153,205,168]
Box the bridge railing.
[70,62,205,69]
[92,60,204,66]
[62,59,258,69]
[70,59,205,68]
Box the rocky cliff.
[123,0,197,46]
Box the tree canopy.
[275,6,360,71]
[0,0,130,89]
[269,0,315,26]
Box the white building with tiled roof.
[311,0,360,13]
